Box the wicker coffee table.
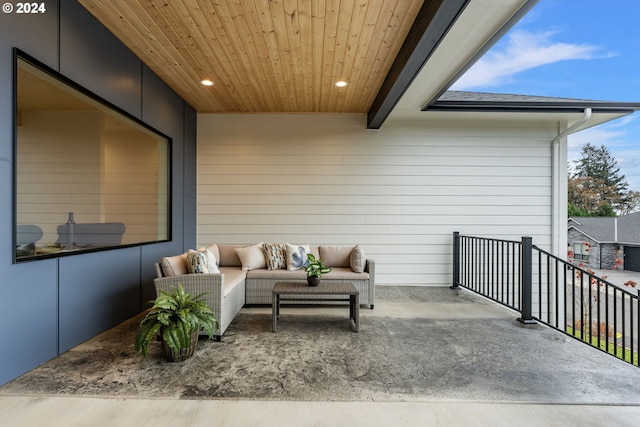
[272,281,359,333]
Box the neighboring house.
[2,0,640,387]
[568,213,640,271]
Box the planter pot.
[161,329,199,362]
[307,275,321,286]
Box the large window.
[14,50,171,261]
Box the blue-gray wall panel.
[0,0,61,386]
[0,162,59,385]
[58,247,141,352]
[0,1,59,161]
[140,242,182,308]
[184,195,197,250]
[183,106,198,249]
[0,0,196,386]
[142,65,190,251]
[141,65,185,137]
[59,1,142,118]
[184,105,198,199]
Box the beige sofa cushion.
[160,252,189,276]
[219,267,247,297]
[320,246,353,268]
[323,267,369,280]
[350,245,366,273]
[236,243,267,271]
[218,244,244,267]
[246,268,307,280]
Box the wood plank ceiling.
[78,0,425,114]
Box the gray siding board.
[197,114,557,285]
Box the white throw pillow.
[285,243,311,271]
[235,243,267,271]
[197,246,220,273]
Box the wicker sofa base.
[153,272,246,341]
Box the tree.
[618,190,640,215]
[569,143,635,215]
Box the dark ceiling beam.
[366,0,471,129]
[423,0,540,112]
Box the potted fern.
[305,253,332,286]
[134,284,218,362]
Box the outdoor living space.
[3,285,640,426]
[7,4,640,427]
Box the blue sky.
[451,0,640,191]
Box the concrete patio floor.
[2,285,640,426]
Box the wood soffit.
[77,0,428,116]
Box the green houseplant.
[305,253,332,286]
[134,284,218,362]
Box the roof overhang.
[372,0,538,128]
[374,0,640,134]
[425,95,640,134]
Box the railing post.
[518,236,536,324]
[451,231,460,289]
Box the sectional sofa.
[155,243,375,340]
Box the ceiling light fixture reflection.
[201,79,214,86]
[335,81,348,87]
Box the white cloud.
[569,127,626,153]
[452,29,603,90]
[569,116,639,156]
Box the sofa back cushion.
[236,243,267,271]
[350,245,366,273]
[160,252,189,276]
[218,244,244,267]
[319,246,353,268]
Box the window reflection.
[15,52,171,261]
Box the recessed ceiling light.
[335,81,348,87]
[201,79,214,86]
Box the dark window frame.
[13,48,173,263]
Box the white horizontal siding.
[197,114,557,285]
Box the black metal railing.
[452,231,640,366]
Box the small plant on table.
[305,253,332,286]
